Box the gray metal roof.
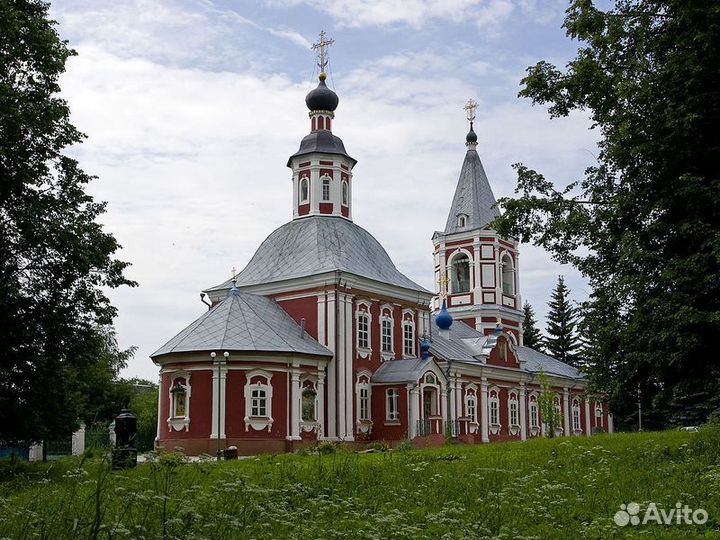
[287,131,356,167]
[206,216,430,294]
[428,318,583,379]
[151,289,332,358]
[371,358,439,384]
[444,148,501,234]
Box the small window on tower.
[458,214,467,227]
[451,253,471,293]
[322,177,330,201]
[300,177,309,203]
[342,180,348,206]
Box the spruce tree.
[522,301,543,351]
[545,276,580,366]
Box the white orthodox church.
[150,35,612,455]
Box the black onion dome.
[305,75,339,112]
[466,125,478,144]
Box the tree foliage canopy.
[0,0,136,442]
[522,301,544,351]
[545,276,581,367]
[494,0,720,426]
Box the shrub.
[396,439,414,452]
[316,440,337,455]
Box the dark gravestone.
[112,409,138,469]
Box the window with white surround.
[167,371,191,432]
[380,306,394,360]
[466,393,477,423]
[489,388,500,429]
[301,381,317,423]
[450,252,471,293]
[508,391,519,427]
[572,398,581,433]
[553,395,563,435]
[322,176,330,201]
[402,319,415,357]
[529,395,539,429]
[501,253,515,296]
[595,401,604,428]
[342,180,348,206]
[386,388,400,422]
[356,371,373,433]
[457,214,467,227]
[356,301,372,358]
[244,370,274,432]
[299,176,309,203]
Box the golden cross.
[464,98,478,124]
[311,30,335,74]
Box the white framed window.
[244,370,274,432]
[356,371,373,432]
[382,319,392,352]
[499,338,508,362]
[356,301,372,358]
[380,305,394,360]
[301,380,317,423]
[299,176,309,203]
[489,389,500,426]
[572,399,581,433]
[553,395,563,435]
[402,319,415,357]
[501,253,515,296]
[450,252,472,293]
[595,401,604,427]
[457,214,467,227]
[322,176,330,201]
[386,388,400,422]
[167,371,191,432]
[465,393,477,423]
[529,395,539,429]
[508,391,519,427]
[342,180,348,206]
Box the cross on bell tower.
[311,30,335,77]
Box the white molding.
[244,369,274,432]
[167,371,191,432]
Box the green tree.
[522,301,544,350]
[545,276,581,366]
[538,371,562,438]
[128,381,158,452]
[493,0,720,427]
[0,0,135,445]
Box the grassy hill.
[1,427,719,539]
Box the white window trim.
[341,180,349,206]
[508,390,520,436]
[402,313,415,358]
[321,174,331,201]
[500,250,516,297]
[457,213,467,227]
[528,391,540,435]
[244,369,274,432]
[356,300,372,359]
[300,377,319,432]
[552,395,563,436]
[167,371,191,432]
[447,249,474,294]
[488,386,501,435]
[299,176,309,204]
[355,370,373,433]
[386,388,400,423]
[572,398,582,434]
[380,304,394,361]
[595,401,604,428]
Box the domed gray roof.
[287,130,356,167]
[206,216,429,294]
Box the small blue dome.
[466,125,477,144]
[420,337,431,359]
[494,322,503,334]
[436,299,453,330]
[228,285,240,298]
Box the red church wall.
[341,206,349,217]
[160,369,213,441]
[276,296,318,340]
[319,202,333,214]
[370,385,408,441]
[485,336,520,368]
[298,203,310,216]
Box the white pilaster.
[317,293,326,345]
[155,374,163,444]
[449,376,457,422]
[519,383,527,441]
[344,294,354,441]
[210,358,227,439]
[472,236,482,305]
[480,377,489,443]
[455,378,463,420]
[326,293,337,439]
[563,388,570,436]
[584,399,592,437]
[441,388,448,424]
[317,370,325,439]
[408,384,420,439]
[289,368,301,441]
[336,293,346,440]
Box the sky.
[50,0,600,381]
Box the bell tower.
[432,99,524,344]
[287,31,357,221]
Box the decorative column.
[155,373,163,445]
[455,378,463,420]
[472,236,482,305]
[449,376,457,424]
[336,293,346,440]
[584,399,592,437]
[317,369,326,439]
[344,294,354,441]
[408,384,420,439]
[326,293,337,439]
[441,388,448,434]
[211,353,227,440]
[562,388,570,437]
[480,377,489,443]
[289,367,301,441]
[519,383,527,441]
[608,413,614,433]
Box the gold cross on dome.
[464,98,478,124]
[311,30,335,74]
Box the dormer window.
[322,177,331,201]
[299,177,309,203]
[457,214,467,227]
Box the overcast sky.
[51,0,599,381]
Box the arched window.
[594,401,604,428]
[501,253,515,295]
[342,180,348,206]
[244,370,274,432]
[451,253,471,293]
[457,214,467,227]
[167,372,191,432]
[301,382,317,422]
[572,399,581,432]
[171,381,187,418]
[489,389,500,426]
[356,372,373,433]
[465,393,477,423]
[403,319,415,357]
[299,177,309,203]
[529,395,539,429]
[322,177,331,201]
[508,392,519,427]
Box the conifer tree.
[522,301,543,351]
[545,276,580,366]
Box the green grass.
[1,428,719,539]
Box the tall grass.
[0,429,718,539]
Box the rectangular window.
[530,402,539,428]
[359,387,370,421]
[381,319,392,353]
[467,397,476,422]
[510,399,518,426]
[386,388,399,421]
[403,323,414,356]
[322,178,330,201]
[490,400,499,425]
[573,407,581,431]
[358,313,369,349]
[251,389,267,417]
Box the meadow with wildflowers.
[1,427,719,539]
